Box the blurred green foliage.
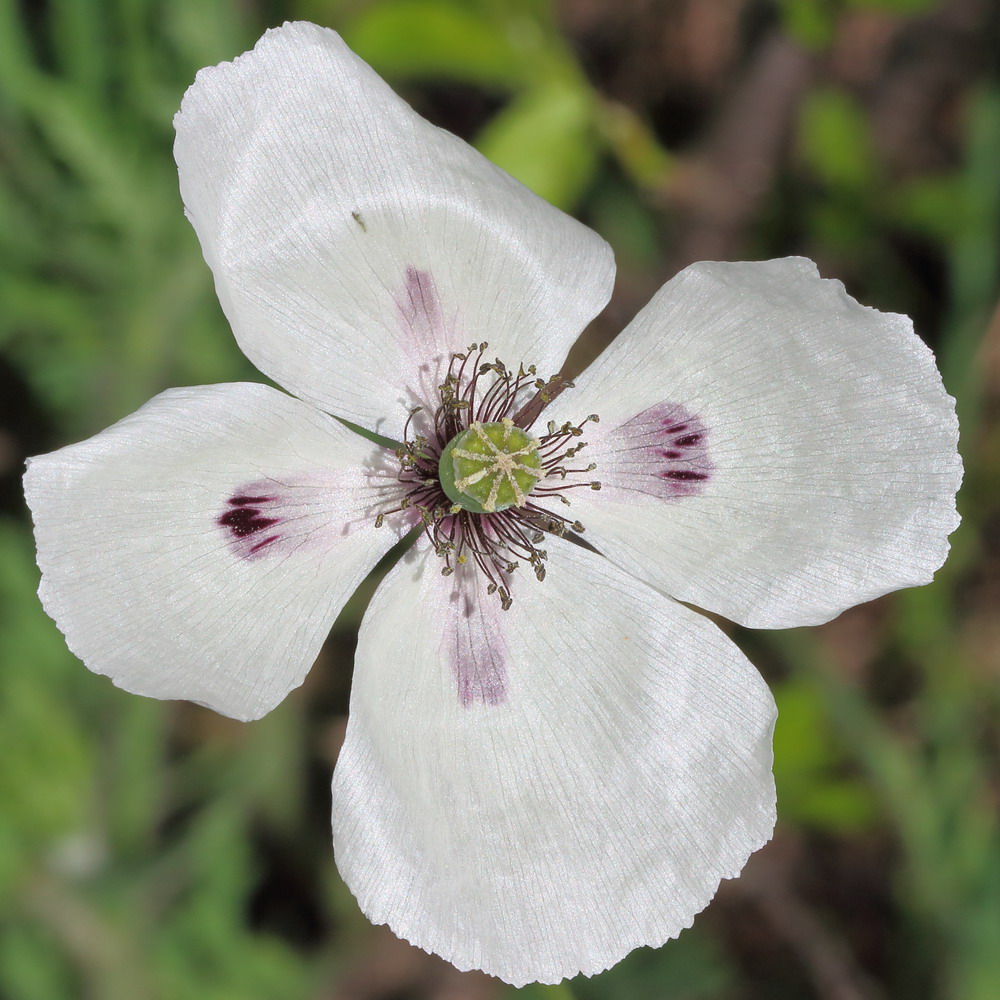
[1,0,998,998]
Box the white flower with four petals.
[24,22,962,987]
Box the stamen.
[375,343,600,608]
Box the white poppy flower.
[23,21,961,988]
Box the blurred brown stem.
[664,31,814,271]
[737,841,884,1000]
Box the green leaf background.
[1,1,998,998]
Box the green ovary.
[439,419,543,513]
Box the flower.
[23,22,961,987]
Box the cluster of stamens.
[374,343,601,609]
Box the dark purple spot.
[662,422,688,432]
[662,469,709,481]
[674,433,702,447]
[662,450,682,459]
[228,495,275,506]
[219,507,280,538]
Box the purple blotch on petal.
[604,402,715,500]
[219,488,286,560]
[219,507,280,537]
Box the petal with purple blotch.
[545,257,961,629]
[25,383,404,720]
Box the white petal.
[174,22,614,436]
[24,384,400,721]
[332,538,776,986]
[547,258,962,628]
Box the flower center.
[439,419,543,513]
[375,343,601,609]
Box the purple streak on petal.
[396,266,444,355]
[393,267,465,429]
[447,565,508,707]
[248,534,281,554]
[661,469,709,482]
[603,403,714,500]
[218,468,407,563]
